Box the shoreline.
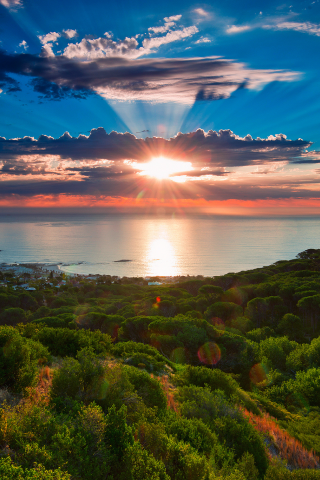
[0,262,204,283]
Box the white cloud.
[0,0,22,9]
[18,40,28,50]
[164,15,182,22]
[39,43,55,57]
[63,35,140,59]
[263,21,320,36]
[142,25,199,52]
[62,29,78,39]
[148,22,175,34]
[195,36,211,43]
[193,8,209,17]
[62,22,198,60]
[226,25,251,34]
[0,89,3,94]
[38,32,61,45]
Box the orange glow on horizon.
[1,194,320,215]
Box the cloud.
[18,40,28,50]
[226,25,251,34]
[164,15,182,22]
[263,21,320,36]
[38,32,61,44]
[61,16,189,60]
[63,35,140,60]
[1,169,320,203]
[0,0,22,9]
[38,32,61,58]
[195,36,211,43]
[0,128,318,204]
[193,8,209,17]
[0,50,300,103]
[0,128,312,166]
[62,29,78,39]
[148,23,175,34]
[0,68,21,93]
[30,78,93,100]
[142,26,199,52]
[62,25,199,60]
[148,16,181,35]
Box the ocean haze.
[0,214,320,277]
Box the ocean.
[0,214,320,277]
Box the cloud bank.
[0,128,312,164]
[0,51,300,103]
[0,127,318,208]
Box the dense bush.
[0,326,49,392]
[31,327,112,357]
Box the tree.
[205,302,242,324]
[245,298,268,328]
[198,285,223,299]
[297,294,320,333]
[0,308,27,326]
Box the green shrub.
[0,456,71,480]
[0,327,49,392]
[32,327,111,357]
[112,341,172,370]
[265,466,320,479]
[124,366,167,414]
[51,348,104,403]
[177,365,239,398]
[120,441,169,480]
[177,385,240,424]
[213,415,268,478]
[0,307,27,326]
[165,414,218,456]
[105,404,134,460]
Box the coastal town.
[0,262,207,291]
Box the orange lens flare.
[197,342,221,365]
[249,363,269,385]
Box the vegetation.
[1,248,320,478]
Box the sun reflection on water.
[145,237,179,277]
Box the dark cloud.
[0,50,299,103]
[0,127,312,167]
[1,175,320,201]
[30,78,93,100]
[0,72,21,93]
[173,168,232,177]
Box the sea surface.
[0,214,320,277]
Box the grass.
[242,408,319,469]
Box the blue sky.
[1,0,320,214]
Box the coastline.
[0,261,205,284]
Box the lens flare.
[212,317,225,329]
[170,347,187,364]
[286,392,309,411]
[97,378,109,399]
[197,342,221,365]
[249,363,269,385]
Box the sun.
[136,157,193,181]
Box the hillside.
[1,249,320,479]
